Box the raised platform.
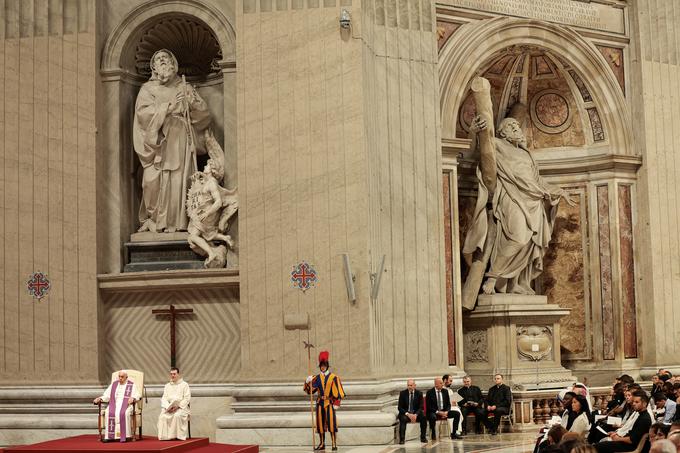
[1,435,257,453]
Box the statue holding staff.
[133,49,212,233]
[461,77,574,309]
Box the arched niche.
[98,1,237,273]
[440,17,642,368]
[440,17,632,157]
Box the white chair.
[97,370,146,441]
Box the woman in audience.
[569,395,591,437]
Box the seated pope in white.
[93,370,142,442]
[158,367,191,440]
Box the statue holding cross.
[152,305,194,368]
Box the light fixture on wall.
[339,8,351,29]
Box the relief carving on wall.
[464,329,489,363]
[516,326,554,361]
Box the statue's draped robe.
[463,138,562,294]
[100,380,141,441]
[133,77,211,232]
[157,379,191,441]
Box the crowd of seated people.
[395,370,680,452]
[396,373,512,444]
[532,371,680,453]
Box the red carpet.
[1,435,258,453]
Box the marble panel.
[597,185,615,360]
[587,108,605,142]
[596,45,625,95]
[542,191,588,357]
[618,185,637,359]
[443,172,456,365]
[457,195,478,283]
[437,21,461,51]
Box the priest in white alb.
[158,367,191,440]
[93,370,142,442]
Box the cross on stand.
[152,305,194,368]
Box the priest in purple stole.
[94,370,142,442]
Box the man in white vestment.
[443,374,464,438]
[158,367,191,440]
[93,370,142,442]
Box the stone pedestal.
[124,238,205,272]
[463,295,576,391]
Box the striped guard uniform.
[304,372,346,433]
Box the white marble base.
[464,295,576,391]
[130,231,189,242]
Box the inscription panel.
[443,0,625,35]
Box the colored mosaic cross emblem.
[27,272,50,300]
[291,262,317,292]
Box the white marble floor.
[261,432,537,453]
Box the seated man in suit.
[397,379,427,444]
[458,375,485,434]
[425,377,462,440]
[594,391,651,453]
[485,374,512,435]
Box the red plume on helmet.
[318,350,329,367]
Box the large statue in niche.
[133,48,238,268]
[461,77,574,309]
[133,49,212,233]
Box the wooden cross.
[152,305,194,368]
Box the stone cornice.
[97,269,239,293]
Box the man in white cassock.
[93,370,142,442]
[158,367,191,440]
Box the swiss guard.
[304,351,346,450]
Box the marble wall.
[361,0,450,375]
[0,0,98,384]
[237,0,450,380]
[101,286,240,384]
[629,0,680,368]
[236,2,371,380]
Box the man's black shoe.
[451,433,463,440]
[398,440,405,445]
[420,437,427,443]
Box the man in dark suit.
[458,375,485,434]
[485,374,512,435]
[397,379,427,444]
[425,377,462,440]
[594,391,651,452]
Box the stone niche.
[99,6,237,274]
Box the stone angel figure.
[186,130,238,268]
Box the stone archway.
[98,1,237,273]
[439,16,642,385]
[439,17,632,155]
